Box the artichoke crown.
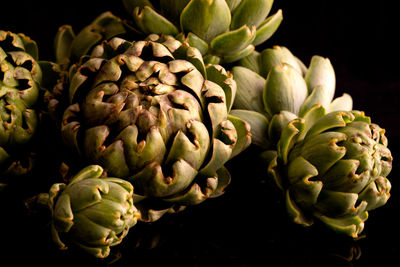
[48,165,139,258]
[267,110,392,237]
[228,45,392,237]
[122,0,283,63]
[60,34,251,222]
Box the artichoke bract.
[48,165,139,258]
[0,30,41,188]
[122,0,283,64]
[267,111,392,237]
[230,46,353,149]
[60,34,251,222]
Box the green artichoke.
[122,0,283,64]
[230,46,353,149]
[228,46,392,237]
[0,30,41,188]
[267,111,392,237]
[60,34,251,222]
[48,165,139,258]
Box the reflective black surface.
[1,1,399,266]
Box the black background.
[0,1,399,266]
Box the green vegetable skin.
[230,46,393,237]
[122,0,283,64]
[0,30,41,188]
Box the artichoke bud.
[61,34,249,218]
[0,30,40,180]
[272,111,393,237]
[48,165,139,258]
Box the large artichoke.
[48,165,139,258]
[0,30,41,188]
[59,33,251,222]
[230,46,353,149]
[122,0,283,64]
[267,111,392,237]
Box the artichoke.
[48,165,139,258]
[122,0,283,64]
[59,33,251,222]
[228,46,392,237]
[267,111,392,237]
[230,46,353,149]
[0,30,41,188]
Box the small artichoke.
[122,0,283,64]
[267,111,392,237]
[48,165,139,258]
[230,46,353,149]
[59,34,251,222]
[0,30,41,188]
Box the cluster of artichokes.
[0,0,393,259]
